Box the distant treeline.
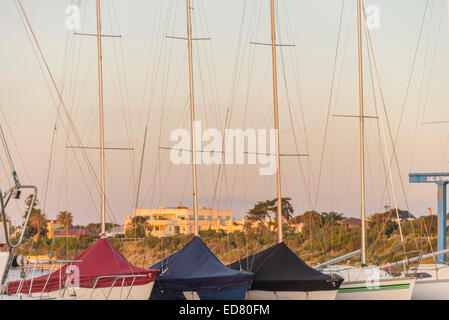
[16,210,439,268]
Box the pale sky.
[0,0,448,226]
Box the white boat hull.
[412,279,449,300]
[408,264,449,299]
[245,289,338,300]
[13,282,155,300]
[336,278,415,300]
[73,281,155,300]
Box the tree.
[28,211,47,237]
[23,195,47,238]
[246,198,294,229]
[246,200,272,224]
[24,194,38,212]
[125,216,148,238]
[291,210,321,224]
[270,197,294,222]
[321,212,343,225]
[56,211,73,235]
[86,223,117,234]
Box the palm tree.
[28,211,47,236]
[57,211,73,236]
[22,194,46,238]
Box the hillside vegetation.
[15,210,440,269]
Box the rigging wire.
[362,2,421,258]
[314,0,345,211]
[15,0,120,226]
[391,0,430,150]
[376,0,430,211]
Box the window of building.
[199,216,204,220]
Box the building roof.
[371,209,416,220]
[54,229,99,238]
[107,225,124,233]
[340,217,362,225]
[396,210,415,219]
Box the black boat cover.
[229,242,343,292]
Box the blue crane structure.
[409,172,449,264]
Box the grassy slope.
[15,215,440,269]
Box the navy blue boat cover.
[229,242,343,292]
[150,236,253,300]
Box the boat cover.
[150,236,253,300]
[229,242,343,291]
[7,238,159,295]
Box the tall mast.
[269,0,283,243]
[96,0,106,237]
[186,0,199,236]
[135,125,148,210]
[357,0,367,265]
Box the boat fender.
[11,255,26,268]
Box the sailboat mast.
[186,0,199,236]
[96,0,106,237]
[357,0,367,265]
[135,125,148,210]
[269,0,283,244]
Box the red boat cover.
[7,238,159,295]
